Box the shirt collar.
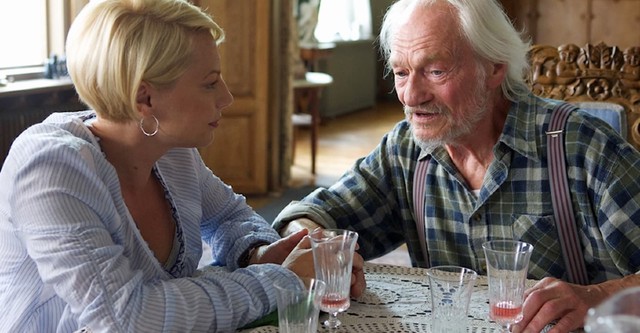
[499,93,556,162]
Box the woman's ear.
[136,82,152,108]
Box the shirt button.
[472,214,482,222]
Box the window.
[315,0,372,42]
[0,0,76,80]
[0,1,48,70]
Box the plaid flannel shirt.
[273,93,640,283]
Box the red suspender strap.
[546,103,589,285]
[413,158,430,267]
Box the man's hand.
[513,278,607,333]
[514,274,640,333]
[278,232,368,296]
[279,220,368,298]
[350,251,366,298]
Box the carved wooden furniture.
[526,42,640,151]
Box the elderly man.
[273,0,640,332]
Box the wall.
[370,0,397,100]
[0,79,86,166]
[501,0,640,49]
[307,0,397,118]
[316,39,378,118]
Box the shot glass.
[274,278,326,333]
[426,265,478,333]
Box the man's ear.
[136,82,152,108]
[487,63,507,89]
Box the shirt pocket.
[512,214,565,279]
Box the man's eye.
[431,70,445,76]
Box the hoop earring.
[140,115,159,137]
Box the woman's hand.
[249,229,309,265]
[281,234,315,279]
[254,227,367,296]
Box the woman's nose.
[217,79,234,110]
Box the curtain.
[315,0,372,42]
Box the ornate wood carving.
[526,42,640,150]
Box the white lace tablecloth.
[239,263,549,333]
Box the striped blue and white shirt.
[273,94,640,283]
[0,111,297,332]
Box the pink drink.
[310,229,358,328]
[320,292,350,313]
[490,301,523,322]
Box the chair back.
[526,42,640,150]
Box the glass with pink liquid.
[309,228,358,329]
[482,240,534,332]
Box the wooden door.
[197,0,271,194]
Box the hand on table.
[278,221,368,297]
[280,231,316,279]
[250,229,309,265]
[513,277,605,333]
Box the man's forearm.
[279,218,322,237]
[596,273,640,300]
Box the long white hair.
[378,0,531,102]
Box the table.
[240,263,551,333]
[292,71,333,174]
[299,42,336,72]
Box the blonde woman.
[0,0,320,331]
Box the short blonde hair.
[66,0,225,122]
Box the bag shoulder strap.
[546,103,589,285]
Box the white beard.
[406,78,491,151]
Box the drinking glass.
[426,265,478,332]
[482,240,534,332]
[584,286,640,333]
[274,278,326,333]
[309,228,358,329]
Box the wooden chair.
[526,42,640,150]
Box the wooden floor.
[248,99,412,267]
[288,98,405,189]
